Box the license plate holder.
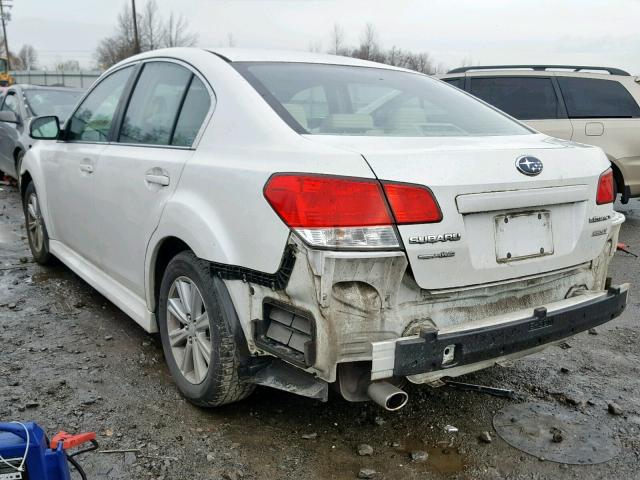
[495,211,553,263]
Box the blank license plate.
[494,211,553,262]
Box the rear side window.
[171,76,212,147]
[557,77,640,118]
[470,77,560,120]
[67,66,133,142]
[119,62,192,145]
[443,78,464,89]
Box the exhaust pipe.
[367,381,409,411]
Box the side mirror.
[30,115,60,140]
[0,110,18,124]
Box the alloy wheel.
[166,276,212,384]
[26,192,44,253]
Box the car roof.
[206,47,407,70]
[118,47,415,73]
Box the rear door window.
[470,77,560,120]
[119,62,192,145]
[557,77,640,118]
[171,76,212,147]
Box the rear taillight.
[264,174,441,249]
[263,174,392,228]
[596,168,614,205]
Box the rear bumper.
[371,284,628,380]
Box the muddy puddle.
[28,268,68,284]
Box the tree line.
[323,23,445,74]
[95,0,198,69]
[0,42,40,70]
[94,3,445,74]
[3,3,448,74]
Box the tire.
[158,251,255,407]
[23,181,54,265]
[15,150,23,189]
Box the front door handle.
[79,163,94,174]
[145,173,170,186]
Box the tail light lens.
[596,168,614,205]
[263,174,392,228]
[264,173,441,249]
[382,182,442,224]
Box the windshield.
[24,89,84,120]
[233,62,531,137]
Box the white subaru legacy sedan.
[21,48,627,410]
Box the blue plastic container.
[0,422,71,480]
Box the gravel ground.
[1,180,639,480]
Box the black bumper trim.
[209,244,296,290]
[394,285,628,377]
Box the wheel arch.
[19,169,32,200]
[13,146,23,165]
[149,236,193,315]
[607,155,625,199]
[146,232,232,316]
[18,150,59,243]
[147,235,254,373]
[18,150,41,198]
[145,195,239,315]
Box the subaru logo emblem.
[515,156,543,176]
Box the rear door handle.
[145,173,170,186]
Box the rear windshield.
[24,88,84,120]
[233,62,531,137]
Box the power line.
[131,0,140,54]
[0,0,12,70]
[37,49,94,53]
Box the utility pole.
[0,0,11,71]
[131,0,140,54]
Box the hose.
[67,455,88,480]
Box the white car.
[21,48,627,410]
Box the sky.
[5,0,640,74]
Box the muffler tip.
[367,381,409,411]
[385,391,409,411]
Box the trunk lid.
[304,133,613,290]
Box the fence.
[9,70,103,89]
